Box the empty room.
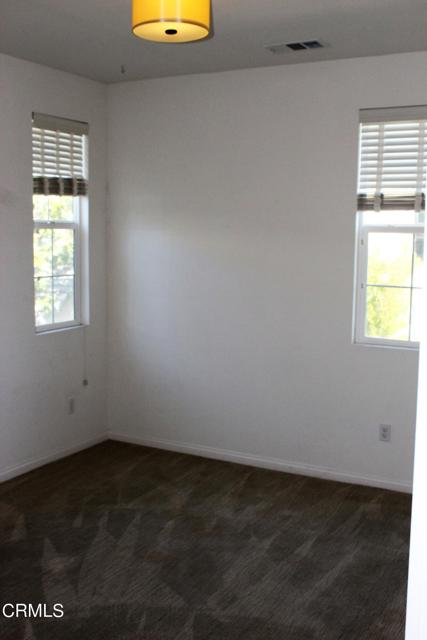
[1,1,427,638]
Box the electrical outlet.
[67,398,75,415]
[379,424,391,442]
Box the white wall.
[0,54,108,479]
[107,52,427,492]
[406,294,427,636]
[406,358,427,637]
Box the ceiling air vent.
[265,40,325,55]
[302,40,324,49]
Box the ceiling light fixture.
[132,0,210,43]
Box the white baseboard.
[1,431,412,494]
[0,434,108,483]
[108,432,413,494]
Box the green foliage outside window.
[33,196,76,327]
[365,232,424,342]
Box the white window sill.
[35,323,87,336]
[353,340,420,352]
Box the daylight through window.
[32,113,88,332]
[355,108,426,347]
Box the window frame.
[354,215,424,350]
[33,196,83,334]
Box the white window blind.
[32,113,89,196]
[358,109,427,212]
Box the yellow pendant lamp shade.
[132,0,210,43]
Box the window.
[354,108,426,348]
[32,113,89,332]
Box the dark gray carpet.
[0,441,411,639]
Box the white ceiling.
[1,0,427,83]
